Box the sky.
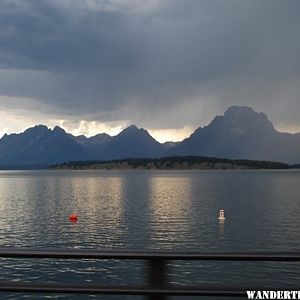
[0,0,300,142]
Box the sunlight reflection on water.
[0,170,300,299]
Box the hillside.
[52,156,289,170]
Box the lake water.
[0,170,300,299]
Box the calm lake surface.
[0,170,300,299]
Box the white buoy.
[218,209,226,220]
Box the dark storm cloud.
[0,0,300,129]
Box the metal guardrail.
[0,248,300,299]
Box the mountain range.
[0,106,299,167]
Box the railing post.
[148,258,167,300]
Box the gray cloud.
[0,0,300,131]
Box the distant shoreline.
[51,156,290,171]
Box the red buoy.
[69,213,78,222]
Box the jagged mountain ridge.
[0,125,85,165]
[0,124,166,165]
[99,125,164,160]
[169,106,300,163]
[0,106,299,166]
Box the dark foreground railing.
[0,248,300,299]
